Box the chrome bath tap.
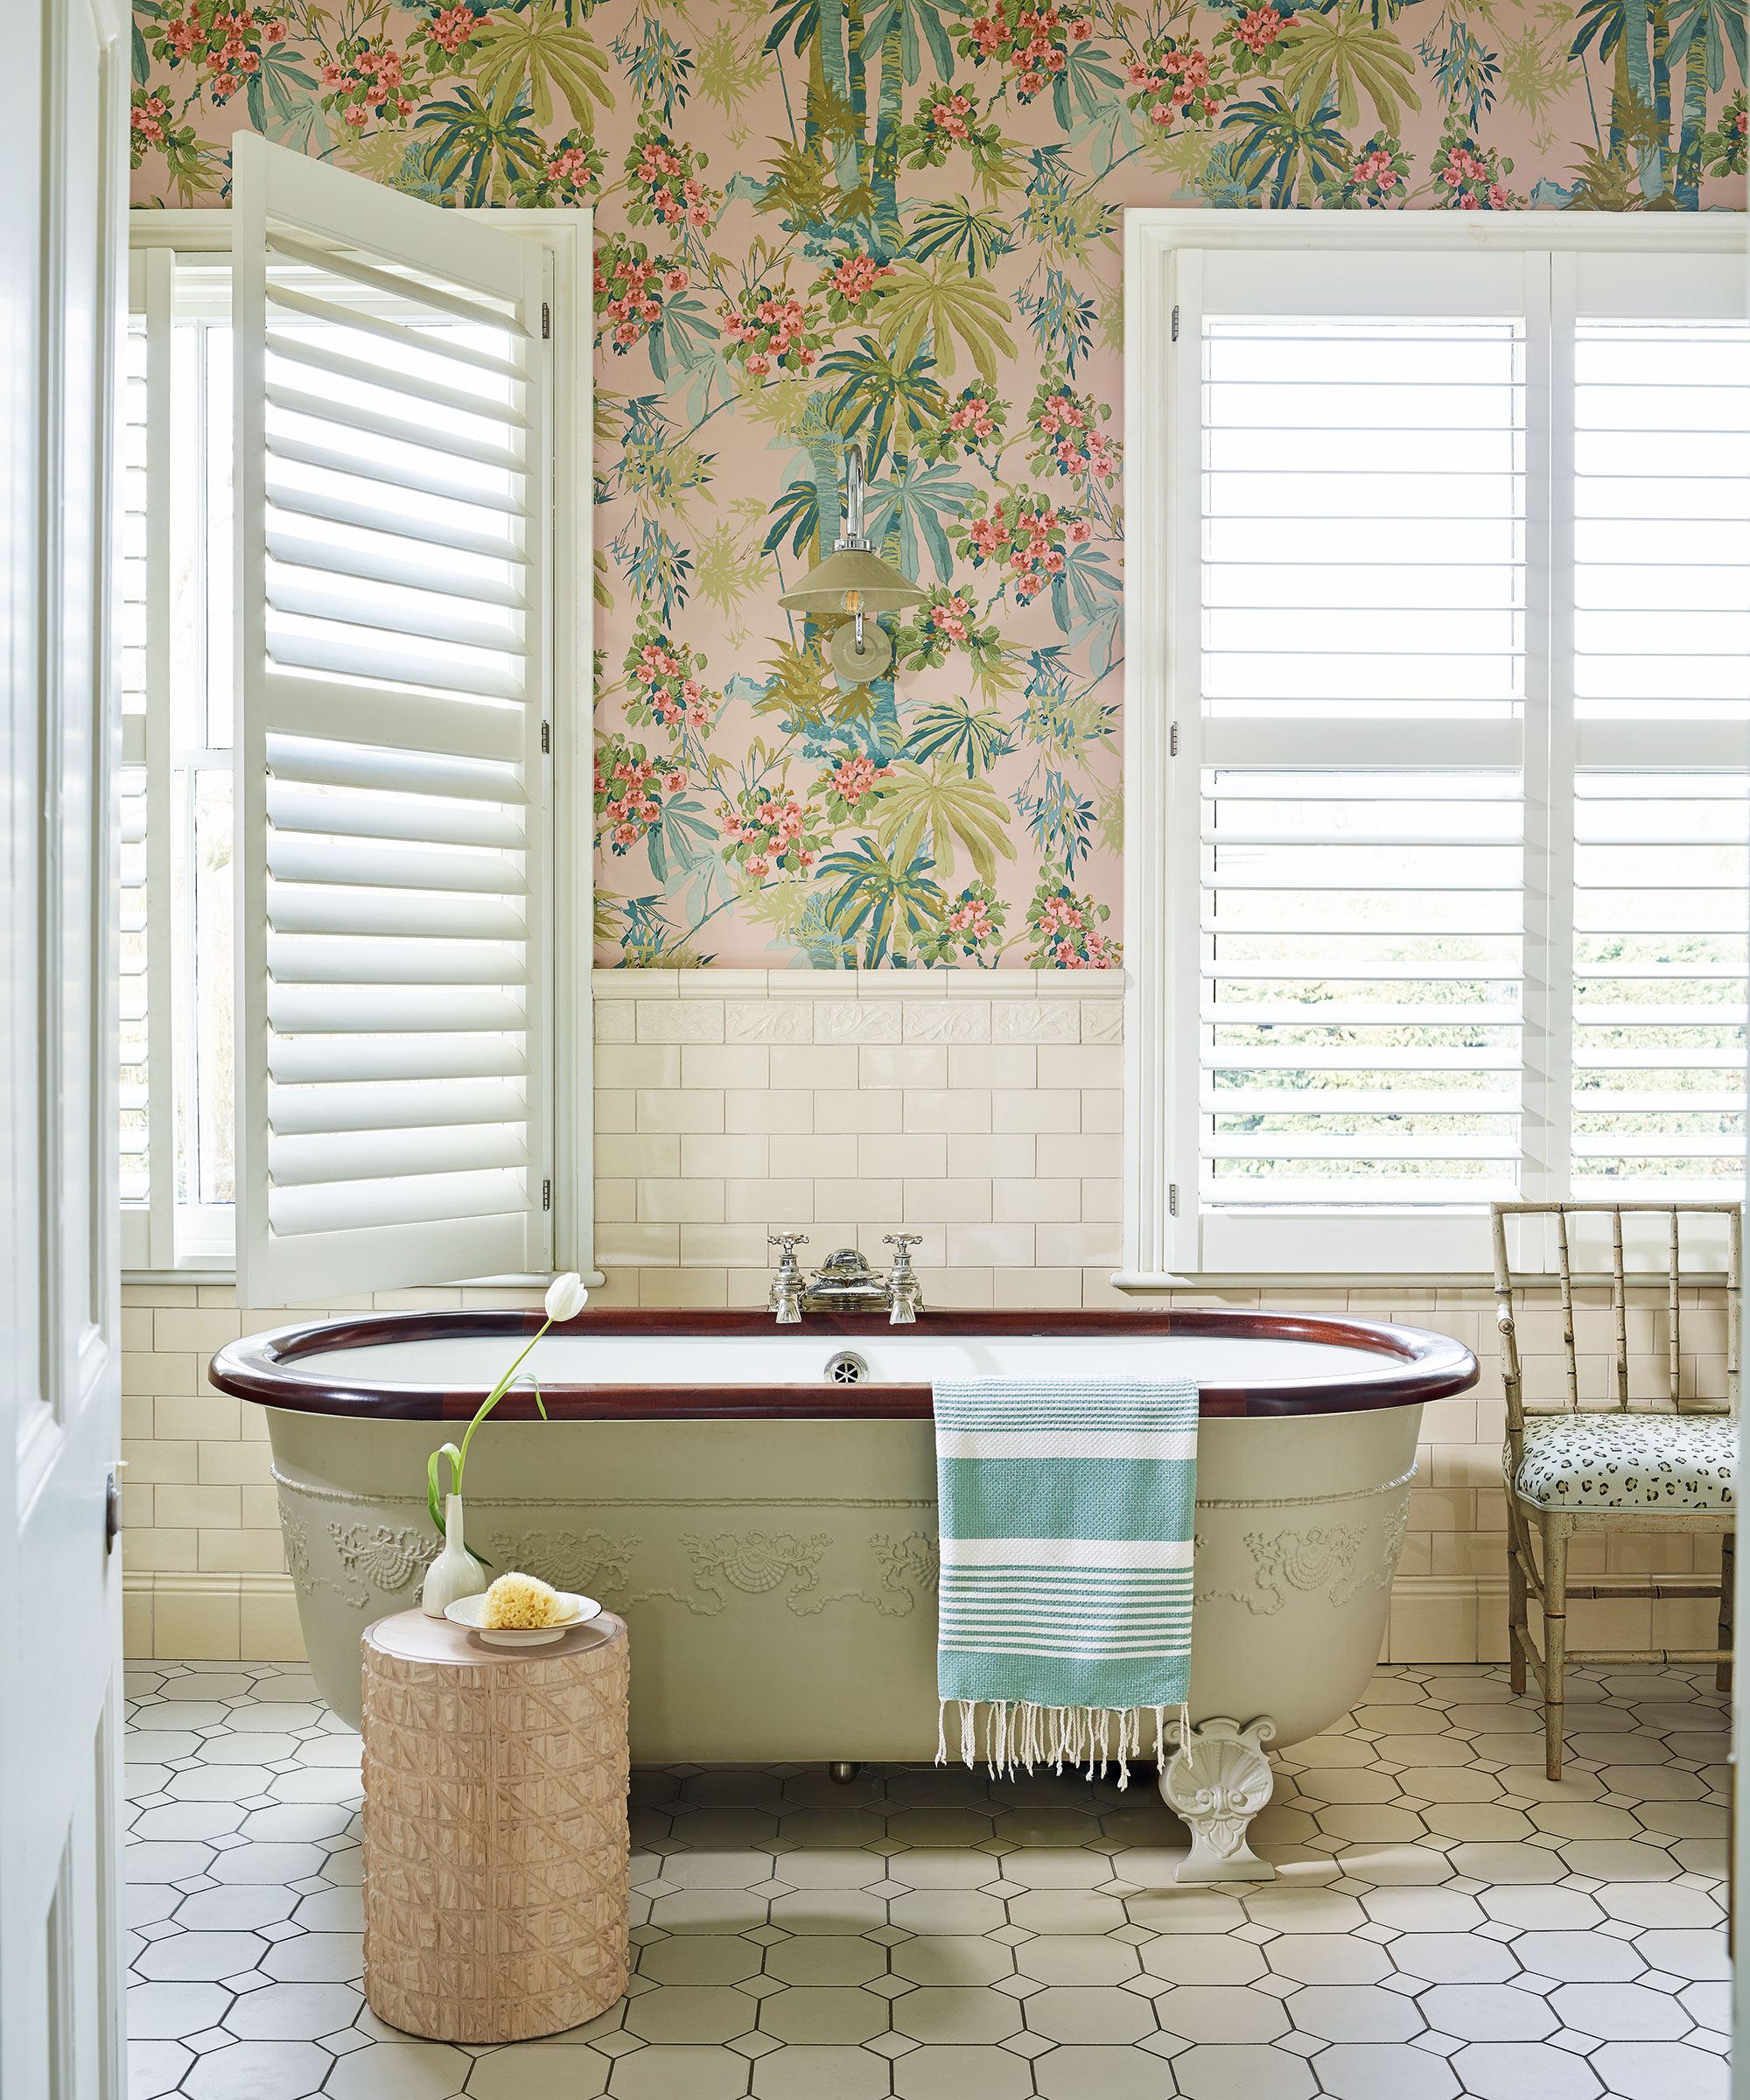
[766,1237,928,1324]
[767,1234,808,1325]
[883,1235,924,1324]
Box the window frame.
[1119,209,1746,1285]
[122,206,596,1287]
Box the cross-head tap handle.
[769,1233,809,1263]
[884,1234,922,1266]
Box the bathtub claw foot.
[1162,1715,1277,1885]
[828,1761,862,1785]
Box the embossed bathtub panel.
[682,1529,830,1612]
[258,1392,1427,1759]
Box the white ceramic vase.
[421,1494,487,1619]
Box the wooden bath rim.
[209,1306,1478,1421]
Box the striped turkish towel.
[933,1376,1199,1786]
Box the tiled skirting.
[119,970,1730,1666]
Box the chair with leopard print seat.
[1493,1200,1738,1781]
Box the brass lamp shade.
[780,444,925,684]
[776,547,926,619]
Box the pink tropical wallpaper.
[130,0,1746,968]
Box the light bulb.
[844,586,866,651]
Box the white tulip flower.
[544,1271,589,1323]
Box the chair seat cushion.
[1511,1413,1736,1512]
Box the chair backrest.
[1490,1201,1742,1444]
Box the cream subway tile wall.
[117,972,1733,1668]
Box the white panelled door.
[0,1,130,2096]
[231,138,553,1306]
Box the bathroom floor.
[124,1662,1729,2100]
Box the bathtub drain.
[825,1351,869,1386]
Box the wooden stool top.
[363,1606,625,1674]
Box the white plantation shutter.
[1569,304,1750,1210]
[1126,228,1746,1277]
[232,136,552,1305]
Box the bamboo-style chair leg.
[1508,1522,1528,1697]
[1542,1515,1570,1782]
[1718,1531,1735,1697]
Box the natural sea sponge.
[480,1571,567,1629]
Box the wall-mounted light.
[778,443,925,685]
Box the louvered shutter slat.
[264,231,530,335]
[267,892,526,942]
[265,483,522,564]
[270,1077,527,1136]
[234,136,550,1305]
[264,333,530,428]
[265,431,522,517]
[265,573,525,654]
[266,382,526,472]
[262,674,524,762]
[1198,313,1525,1214]
[270,1037,525,1085]
[265,529,527,610]
[266,280,525,379]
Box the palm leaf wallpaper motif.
[130,0,1746,967]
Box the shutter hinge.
[1169,1183,1179,1218]
[1170,721,1179,759]
[541,720,550,755]
[542,1179,551,1212]
[541,301,550,340]
[1172,304,1180,342]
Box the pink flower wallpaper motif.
[130,0,1747,969]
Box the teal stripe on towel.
[934,1375,1199,1714]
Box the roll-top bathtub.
[211,1308,1475,1780]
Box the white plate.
[444,1591,599,1647]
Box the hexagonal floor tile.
[1015,1936,1140,1986]
[1033,2043,1182,2099]
[757,1985,889,2045]
[622,1985,760,2046]
[762,1938,887,1987]
[1170,2044,1317,2100]
[892,1986,1022,2045]
[606,2044,754,2100]
[890,1937,1015,1988]
[891,2045,1038,2100]
[750,2045,892,2099]
[1313,2042,1463,2100]
[181,2040,332,2100]
[1021,1984,1157,2045]
[1448,2042,1604,2100]
[1288,1985,1423,2044]
[466,2041,609,2099]
[1152,1986,1289,2045]
[223,1981,364,2041]
[1547,1983,1692,2041]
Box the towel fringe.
[948,1700,1169,1789]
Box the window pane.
[1575,321,1750,724]
[1572,772,1746,1197]
[119,315,150,1210]
[119,763,149,1205]
[194,769,234,1207]
[1202,319,1525,722]
[1200,770,1523,1210]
